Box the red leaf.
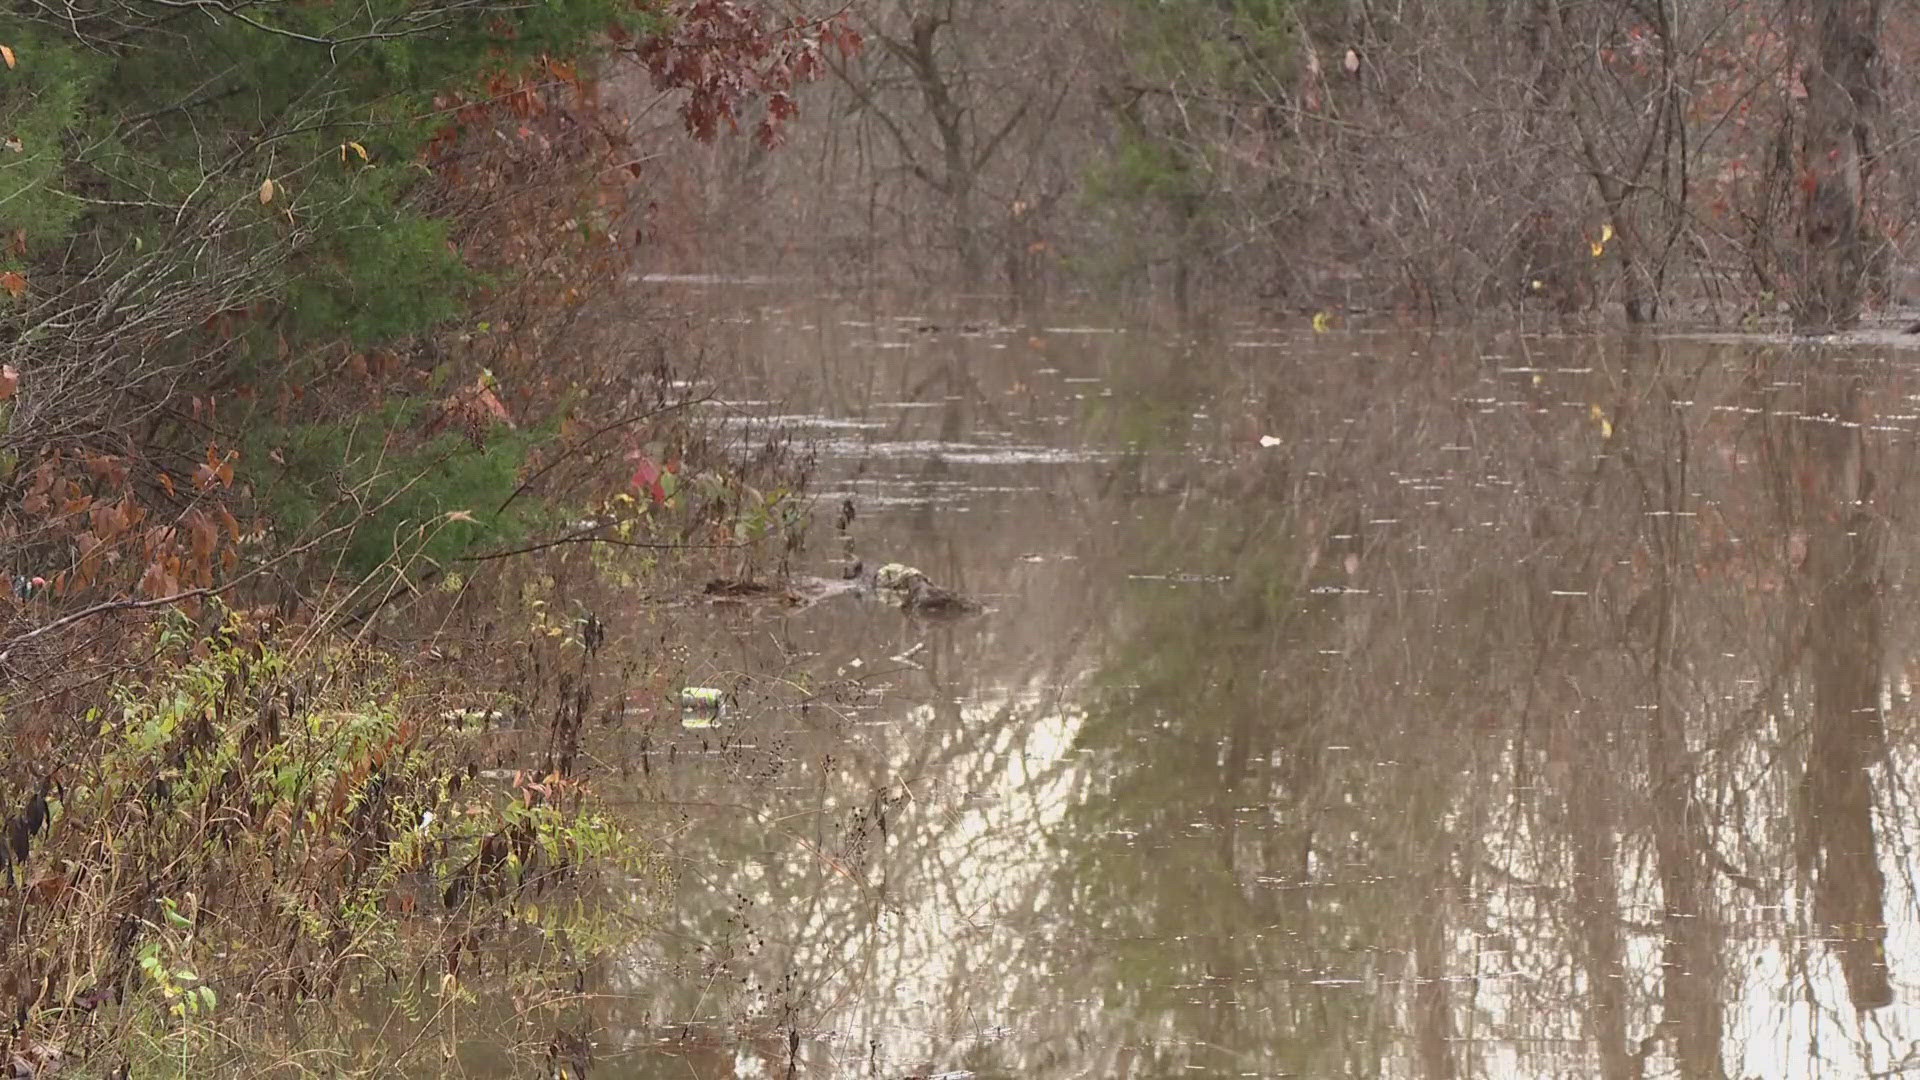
[630,455,665,503]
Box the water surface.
[584,315,1920,1079]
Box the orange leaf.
[474,387,513,426]
[0,271,25,298]
[184,510,217,560]
[1,45,14,70]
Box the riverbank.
[0,7,841,1072]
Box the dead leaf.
[258,177,275,204]
[0,365,17,402]
[1,46,14,70]
[0,271,24,298]
[1344,48,1360,75]
[474,387,513,426]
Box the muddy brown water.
[552,315,1920,1078]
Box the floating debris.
[873,563,982,616]
[680,687,726,727]
[680,687,725,711]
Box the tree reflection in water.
[578,319,1920,1079]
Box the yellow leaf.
[1590,239,1606,258]
[1590,403,1613,439]
[258,178,275,204]
[342,141,369,164]
[1311,311,1332,333]
[1,45,14,69]
[1600,223,1614,243]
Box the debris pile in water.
[872,563,982,616]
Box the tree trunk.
[1569,735,1632,1080]
[1795,0,1882,330]
[1800,367,1893,1009]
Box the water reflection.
[589,315,1920,1079]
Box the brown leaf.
[90,501,123,540]
[474,387,514,427]
[0,364,17,403]
[0,271,25,298]
[258,177,275,204]
[185,510,217,560]
[0,46,14,70]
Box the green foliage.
[1088,0,1315,218]
[0,29,102,252]
[1117,0,1304,83]
[1086,129,1198,207]
[283,194,472,346]
[57,620,642,1073]
[246,401,546,579]
[6,0,659,372]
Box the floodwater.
[581,314,1920,1078]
